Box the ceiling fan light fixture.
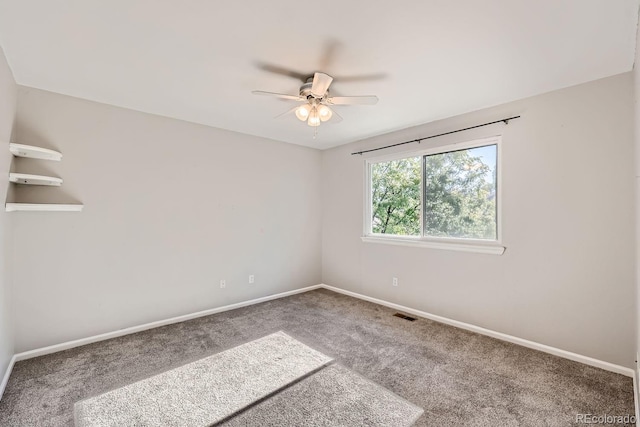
[307,107,320,127]
[253,69,379,131]
[318,104,333,122]
[295,104,311,121]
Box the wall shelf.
[9,173,62,186]
[5,203,84,212]
[9,143,62,161]
[7,143,81,212]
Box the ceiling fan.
[252,71,379,128]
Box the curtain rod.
[350,115,521,156]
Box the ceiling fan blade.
[329,108,343,123]
[255,62,310,82]
[311,72,334,97]
[318,39,342,70]
[332,73,388,83]
[274,105,300,119]
[252,91,304,101]
[326,95,378,105]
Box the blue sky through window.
[469,144,496,171]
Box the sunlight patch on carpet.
[223,364,424,426]
[74,331,332,427]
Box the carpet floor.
[0,288,634,426]
[223,363,424,426]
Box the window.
[371,156,421,236]
[364,137,503,254]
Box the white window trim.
[363,135,505,255]
[360,235,505,255]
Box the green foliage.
[371,157,421,235]
[423,150,496,239]
[371,148,496,240]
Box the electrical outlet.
[249,275,255,284]
[220,280,226,289]
[392,277,398,287]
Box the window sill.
[361,236,505,255]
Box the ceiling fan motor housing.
[299,82,326,100]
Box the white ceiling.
[0,1,638,149]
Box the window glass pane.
[423,144,497,240]
[371,157,421,236]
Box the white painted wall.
[0,46,16,383]
[11,88,322,352]
[322,73,636,368]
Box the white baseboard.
[319,284,635,377]
[14,285,321,362]
[0,355,17,402]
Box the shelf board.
[6,203,83,212]
[9,173,62,186]
[9,143,62,161]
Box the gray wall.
[321,73,636,368]
[0,46,16,381]
[11,87,322,352]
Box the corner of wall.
[0,42,18,400]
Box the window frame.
[362,136,505,255]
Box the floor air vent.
[393,313,416,321]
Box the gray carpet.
[0,288,635,426]
[223,363,424,427]
[74,332,332,427]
